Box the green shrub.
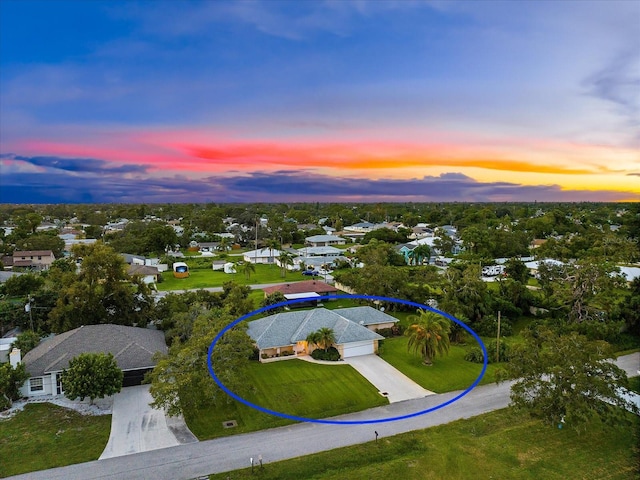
[311,347,341,361]
[464,340,510,364]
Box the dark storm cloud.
[1,153,149,174]
[1,166,637,204]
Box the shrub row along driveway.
[99,385,197,459]
[343,354,434,403]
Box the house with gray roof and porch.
[247,306,396,361]
[17,324,167,398]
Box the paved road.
[9,353,639,480]
[99,385,197,459]
[343,354,434,403]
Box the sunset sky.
[1,0,639,203]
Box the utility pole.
[496,310,501,363]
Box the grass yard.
[629,376,640,394]
[379,336,502,393]
[158,263,312,291]
[185,359,388,440]
[0,403,111,478]
[216,408,639,480]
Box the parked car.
[302,270,319,276]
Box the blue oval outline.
[207,294,488,425]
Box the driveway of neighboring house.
[343,354,434,403]
[99,384,197,459]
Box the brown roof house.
[17,324,167,398]
[12,250,56,271]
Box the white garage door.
[342,340,374,358]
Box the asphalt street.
[9,353,638,480]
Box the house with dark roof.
[18,324,167,398]
[247,306,396,361]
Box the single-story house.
[12,250,56,271]
[305,235,346,247]
[18,324,168,398]
[298,246,343,257]
[247,306,397,361]
[243,248,281,264]
[127,264,160,285]
[198,242,220,253]
[262,280,338,298]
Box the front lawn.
[216,408,639,480]
[378,336,502,393]
[185,359,388,440]
[158,263,309,291]
[0,403,111,478]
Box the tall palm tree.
[412,244,432,265]
[316,327,336,351]
[238,260,255,280]
[306,328,335,352]
[265,239,280,268]
[278,250,295,278]
[405,309,451,365]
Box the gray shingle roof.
[22,324,167,376]
[247,307,394,349]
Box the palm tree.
[412,244,432,265]
[238,260,255,281]
[218,237,231,252]
[306,327,335,352]
[316,327,335,351]
[265,239,280,268]
[405,309,451,365]
[278,250,295,278]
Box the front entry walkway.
[343,354,434,403]
[99,385,197,459]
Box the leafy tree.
[83,225,103,239]
[62,352,123,404]
[504,258,530,284]
[261,291,287,313]
[614,277,640,336]
[49,243,154,332]
[405,309,451,365]
[0,362,29,410]
[15,233,65,258]
[3,273,44,297]
[11,330,41,355]
[501,327,637,432]
[148,309,254,416]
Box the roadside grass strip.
[214,408,639,480]
[185,359,388,440]
[0,403,111,478]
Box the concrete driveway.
[343,354,434,403]
[99,385,197,459]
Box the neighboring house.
[198,242,220,252]
[262,280,338,298]
[247,306,396,361]
[298,246,343,258]
[12,250,56,271]
[305,235,346,247]
[395,243,417,264]
[524,259,565,276]
[127,264,160,285]
[243,248,281,264]
[530,239,547,249]
[18,324,168,398]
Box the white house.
[305,235,345,247]
[243,248,281,264]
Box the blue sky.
[1,0,639,203]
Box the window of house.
[30,377,44,392]
[38,256,42,260]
